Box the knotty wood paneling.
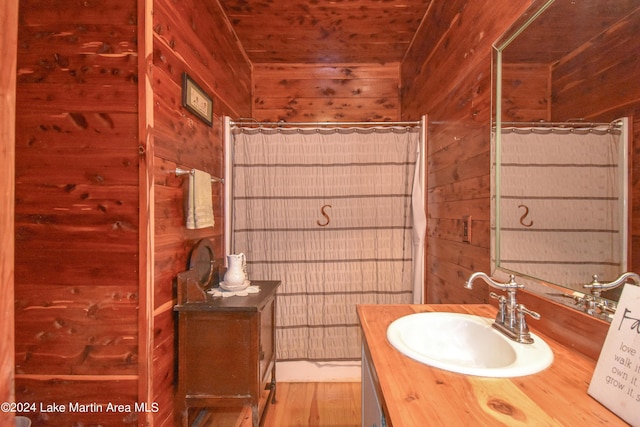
[500,7,640,274]
[551,6,640,122]
[150,0,251,424]
[15,377,138,426]
[1,1,18,425]
[552,7,640,277]
[401,0,536,305]
[152,0,252,116]
[504,0,640,66]
[253,63,401,122]
[15,0,250,424]
[11,2,638,425]
[402,0,640,360]
[218,0,431,64]
[15,0,140,425]
[502,63,550,122]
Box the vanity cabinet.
[175,280,280,427]
[362,345,385,427]
[358,304,628,426]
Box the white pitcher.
[223,253,247,289]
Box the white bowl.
[220,279,250,292]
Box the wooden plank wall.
[14,0,251,425]
[493,7,640,278]
[1,1,18,426]
[14,0,140,425]
[252,63,400,122]
[401,0,534,305]
[501,63,550,122]
[551,5,640,122]
[150,0,252,424]
[10,0,639,424]
[551,6,640,276]
[400,0,640,356]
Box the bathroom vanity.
[175,280,280,427]
[358,304,628,426]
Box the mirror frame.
[491,0,555,286]
[489,0,631,321]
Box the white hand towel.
[186,169,215,229]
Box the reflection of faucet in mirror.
[584,272,640,296]
[491,0,640,320]
[574,272,640,317]
[464,272,540,344]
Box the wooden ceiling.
[217,0,433,64]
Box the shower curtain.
[228,125,424,361]
[499,125,624,288]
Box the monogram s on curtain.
[229,125,423,361]
[499,123,626,288]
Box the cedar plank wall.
[401,0,640,357]
[550,6,640,275]
[15,1,140,426]
[252,63,400,122]
[14,0,251,425]
[9,0,640,424]
[1,1,18,426]
[497,6,640,278]
[150,0,251,425]
[501,63,550,122]
[401,0,534,304]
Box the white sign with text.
[588,284,640,426]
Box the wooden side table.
[175,280,280,426]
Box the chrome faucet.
[464,272,540,344]
[583,272,640,296]
[577,272,640,316]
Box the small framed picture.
[181,73,213,127]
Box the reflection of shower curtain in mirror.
[231,126,421,361]
[500,127,623,287]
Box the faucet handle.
[489,292,506,323]
[489,291,503,299]
[596,299,617,315]
[517,304,540,320]
[516,304,540,344]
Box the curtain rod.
[499,120,622,128]
[230,119,421,127]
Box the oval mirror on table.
[188,238,216,289]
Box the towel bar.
[175,168,224,183]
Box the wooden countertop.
[357,304,627,426]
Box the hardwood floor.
[199,382,361,427]
[265,382,361,427]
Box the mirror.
[492,0,639,305]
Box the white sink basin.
[386,312,553,377]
